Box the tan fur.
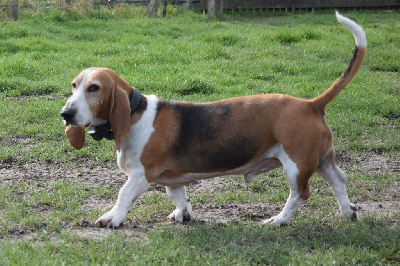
[311,48,366,110]
[94,69,134,155]
[141,105,180,182]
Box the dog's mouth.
[62,119,71,127]
[62,119,91,128]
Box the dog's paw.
[262,215,290,227]
[168,207,192,223]
[342,203,357,220]
[95,210,126,228]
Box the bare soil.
[1,151,399,241]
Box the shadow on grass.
[141,217,400,264]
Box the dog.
[61,11,366,228]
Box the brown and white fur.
[61,12,367,228]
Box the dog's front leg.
[96,171,151,228]
[166,186,193,223]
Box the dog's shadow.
[167,216,398,262]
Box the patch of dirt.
[0,136,39,148]
[356,200,399,220]
[191,202,279,224]
[2,222,149,243]
[0,152,399,241]
[81,195,115,212]
[0,159,126,188]
[335,151,400,174]
[65,223,149,242]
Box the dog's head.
[61,67,132,154]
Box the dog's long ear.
[109,85,131,156]
[65,125,85,150]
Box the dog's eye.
[88,85,100,93]
[72,83,76,90]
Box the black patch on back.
[163,101,259,172]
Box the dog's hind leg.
[263,169,312,226]
[96,171,151,228]
[263,144,315,226]
[166,186,193,223]
[316,150,357,219]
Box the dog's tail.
[311,11,367,110]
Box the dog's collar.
[128,87,142,116]
[88,88,142,141]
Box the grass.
[0,6,399,265]
[1,220,399,265]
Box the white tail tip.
[335,11,367,48]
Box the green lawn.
[0,6,399,265]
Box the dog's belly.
[152,156,282,186]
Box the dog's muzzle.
[87,122,114,141]
[61,109,76,125]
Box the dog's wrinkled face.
[61,68,111,128]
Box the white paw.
[342,203,357,220]
[168,206,192,223]
[96,209,126,228]
[262,215,290,226]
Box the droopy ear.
[65,125,85,150]
[109,86,131,155]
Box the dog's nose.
[61,109,76,123]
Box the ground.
[1,151,399,242]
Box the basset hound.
[61,12,366,227]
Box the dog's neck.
[87,88,142,141]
